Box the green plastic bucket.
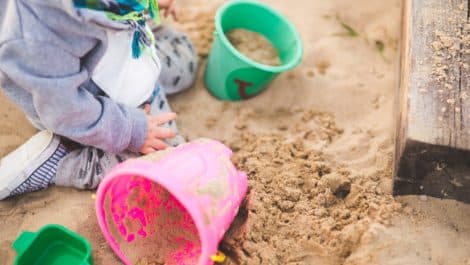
[204,0,303,101]
[12,224,93,265]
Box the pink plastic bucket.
[95,139,248,265]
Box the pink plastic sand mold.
[95,138,248,265]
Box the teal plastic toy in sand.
[12,224,93,265]
[204,0,303,101]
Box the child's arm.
[0,39,149,154]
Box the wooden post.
[394,0,470,203]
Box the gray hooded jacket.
[0,0,147,153]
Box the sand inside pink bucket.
[103,175,201,265]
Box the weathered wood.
[394,0,470,202]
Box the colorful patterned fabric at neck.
[73,0,160,58]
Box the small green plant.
[375,40,385,54]
[336,16,359,37]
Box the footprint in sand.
[315,60,331,75]
[327,129,393,171]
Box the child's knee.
[154,27,199,94]
[173,49,198,92]
[169,53,197,92]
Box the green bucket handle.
[12,231,36,255]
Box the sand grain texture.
[226,29,281,66]
[1,0,470,264]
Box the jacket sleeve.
[0,39,147,154]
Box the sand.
[223,128,400,264]
[430,23,470,116]
[1,0,470,264]
[103,176,200,265]
[226,29,281,66]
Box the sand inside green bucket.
[226,29,281,66]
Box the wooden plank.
[394,0,470,202]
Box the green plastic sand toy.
[12,224,93,265]
[204,0,303,101]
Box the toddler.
[0,0,198,199]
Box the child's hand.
[139,104,177,154]
[158,0,177,20]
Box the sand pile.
[219,108,401,264]
[2,1,470,265]
[177,9,216,58]
[227,29,281,66]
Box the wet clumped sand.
[217,108,401,264]
[226,29,281,66]
[2,1,470,265]
[177,9,217,58]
